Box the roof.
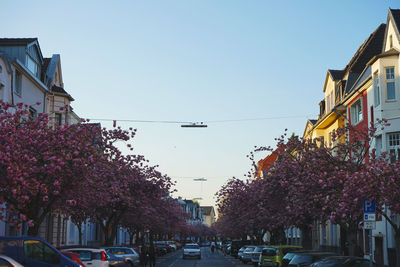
[200,206,214,216]
[328,70,345,81]
[51,85,74,101]
[390,9,400,33]
[309,119,317,125]
[0,38,37,45]
[367,47,400,65]
[41,57,51,82]
[256,149,280,177]
[343,24,386,93]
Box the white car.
[61,247,110,267]
[182,243,201,259]
[0,255,24,267]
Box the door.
[374,236,384,267]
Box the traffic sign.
[363,199,376,213]
[363,221,376,230]
[364,213,376,221]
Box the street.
[156,248,250,267]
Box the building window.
[14,70,22,95]
[386,67,395,100]
[374,72,380,106]
[55,113,62,126]
[350,98,363,125]
[26,55,38,77]
[388,132,400,163]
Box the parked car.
[231,240,251,257]
[61,246,130,267]
[61,251,86,267]
[237,246,247,260]
[288,251,337,267]
[0,255,24,267]
[0,236,80,267]
[153,242,168,255]
[241,246,257,264]
[103,247,139,267]
[182,243,201,259]
[166,241,177,251]
[260,245,303,267]
[309,256,377,267]
[250,245,267,267]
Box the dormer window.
[26,55,38,77]
[390,35,393,49]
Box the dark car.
[288,252,337,267]
[231,240,251,258]
[310,256,377,267]
[0,236,80,267]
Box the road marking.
[168,257,180,267]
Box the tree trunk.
[300,226,312,250]
[77,223,83,245]
[27,223,40,236]
[395,229,400,267]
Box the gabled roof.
[45,54,61,88]
[200,206,214,216]
[328,70,345,81]
[51,85,74,101]
[389,9,400,40]
[41,57,51,82]
[0,38,37,45]
[344,24,386,75]
[367,47,400,66]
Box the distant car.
[103,247,140,267]
[241,246,256,264]
[310,256,377,267]
[0,236,79,267]
[288,251,337,267]
[61,251,86,267]
[200,241,210,247]
[182,243,201,260]
[153,242,168,255]
[0,255,24,267]
[166,241,177,251]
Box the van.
[0,236,80,267]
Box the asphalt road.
[156,247,252,267]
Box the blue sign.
[363,199,376,213]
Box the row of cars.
[232,244,377,267]
[0,236,162,267]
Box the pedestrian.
[140,246,148,267]
[211,241,215,253]
[148,244,156,267]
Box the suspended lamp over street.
[181,122,207,128]
[193,178,207,181]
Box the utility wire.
[85,114,316,125]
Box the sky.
[2,0,400,211]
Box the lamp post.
[193,178,207,203]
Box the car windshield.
[239,247,246,252]
[244,247,255,252]
[290,254,313,264]
[184,244,199,249]
[262,248,276,256]
[283,253,297,260]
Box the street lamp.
[193,178,207,201]
[181,122,207,128]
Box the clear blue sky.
[3,0,400,208]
